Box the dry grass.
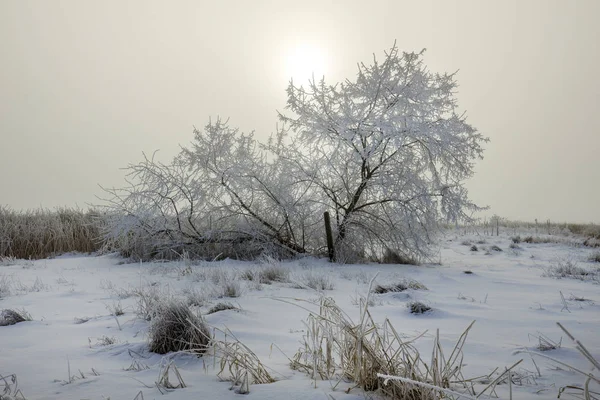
[0,206,103,260]
[209,327,275,393]
[372,278,428,294]
[283,287,511,400]
[0,373,27,400]
[207,302,238,315]
[516,323,599,400]
[542,258,599,282]
[293,270,335,291]
[0,309,32,327]
[406,301,432,314]
[148,301,211,355]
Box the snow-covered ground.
[1,232,599,400]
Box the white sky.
[1,0,598,223]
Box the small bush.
[509,243,521,250]
[149,301,211,355]
[523,236,534,243]
[511,236,521,244]
[407,301,432,314]
[470,245,478,252]
[0,308,32,326]
[372,279,427,294]
[461,240,472,246]
[490,245,502,252]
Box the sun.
[284,43,328,84]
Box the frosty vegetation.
[101,44,488,263]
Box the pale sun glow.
[284,43,328,84]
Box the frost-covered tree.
[279,44,488,261]
[102,43,486,262]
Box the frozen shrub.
[511,236,521,244]
[149,301,211,355]
[470,245,478,252]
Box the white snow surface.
[1,232,599,400]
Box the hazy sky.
[1,0,599,223]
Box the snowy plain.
[1,230,599,400]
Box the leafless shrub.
[470,245,478,252]
[148,301,210,355]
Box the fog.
[1,0,598,223]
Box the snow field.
[1,232,599,400]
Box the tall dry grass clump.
[285,277,520,399]
[148,301,211,355]
[0,206,104,259]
